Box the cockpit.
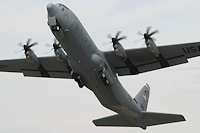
[56,3,69,10]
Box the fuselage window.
[57,3,69,10]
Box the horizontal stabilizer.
[93,114,134,127]
[139,112,185,127]
[93,112,185,130]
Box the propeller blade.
[18,42,23,47]
[149,30,159,36]
[107,34,112,39]
[102,42,112,46]
[26,38,32,46]
[29,42,38,48]
[134,38,144,44]
[146,26,151,35]
[137,31,143,36]
[45,43,52,47]
[45,48,54,55]
[115,31,121,39]
[54,38,57,44]
[15,49,24,54]
[117,36,127,41]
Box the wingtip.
[181,115,186,121]
[145,83,150,90]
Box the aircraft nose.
[47,3,60,17]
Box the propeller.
[46,38,62,51]
[107,31,127,45]
[18,38,38,53]
[52,38,62,51]
[137,26,159,42]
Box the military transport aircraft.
[0,3,200,130]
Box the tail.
[93,84,185,130]
[134,84,150,111]
[93,112,185,130]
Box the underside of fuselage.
[47,3,143,117]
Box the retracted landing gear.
[71,71,84,88]
[98,69,110,86]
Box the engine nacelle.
[146,39,160,57]
[54,48,72,71]
[113,43,128,61]
[25,51,40,67]
[55,48,70,65]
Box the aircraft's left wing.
[0,57,72,79]
[104,42,200,76]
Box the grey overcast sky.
[0,0,200,133]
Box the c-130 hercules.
[1,3,200,130]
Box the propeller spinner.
[137,27,159,42]
[52,38,62,51]
[18,38,38,53]
[46,38,62,51]
[107,31,127,45]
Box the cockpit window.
[57,3,69,10]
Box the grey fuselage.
[47,3,142,118]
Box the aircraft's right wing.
[104,42,200,76]
[0,56,72,79]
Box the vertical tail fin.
[134,84,150,111]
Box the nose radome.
[47,3,60,17]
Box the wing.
[104,42,200,76]
[0,56,72,79]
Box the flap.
[22,70,72,79]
